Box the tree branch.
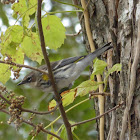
[71,102,124,127]
[37,1,73,139]
[0,60,48,75]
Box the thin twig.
[71,102,124,127]
[40,127,63,140]
[20,104,59,115]
[0,60,48,75]
[37,1,73,140]
[89,92,110,98]
[66,29,82,37]
[0,93,58,115]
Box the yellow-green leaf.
[104,63,122,83]
[1,44,24,70]
[21,32,43,64]
[48,90,76,110]
[48,80,101,109]
[12,47,24,70]
[0,64,11,84]
[61,90,76,106]
[12,0,37,27]
[76,80,102,96]
[42,15,66,50]
[1,25,23,46]
[92,59,107,76]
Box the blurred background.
[0,0,97,139]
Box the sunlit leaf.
[92,59,107,76]
[48,79,101,109]
[76,80,102,96]
[104,63,122,83]
[42,15,66,50]
[48,90,76,110]
[21,32,43,64]
[61,90,76,106]
[12,47,24,69]
[12,0,37,27]
[48,99,57,111]
[1,25,23,46]
[0,64,11,84]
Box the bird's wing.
[38,56,86,72]
[51,55,86,70]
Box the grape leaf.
[48,79,102,109]
[104,63,122,83]
[48,90,76,111]
[21,32,43,64]
[1,45,24,70]
[12,47,24,69]
[76,80,102,96]
[1,25,23,47]
[92,59,107,76]
[12,0,37,27]
[0,64,11,84]
[42,15,66,50]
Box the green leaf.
[49,80,101,109]
[12,47,24,69]
[1,25,23,46]
[12,0,37,27]
[42,15,66,50]
[76,80,102,96]
[61,90,76,106]
[12,0,37,16]
[12,0,27,16]
[48,90,76,110]
[1,25,24,68]
[60,122,77,140]
[92,59,107,76]
[104,63,122,83]
[1,45,24,70]
[47,125,59,140]
[21,32,43,64]
[0,64,11,84]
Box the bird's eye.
[27,77,32,82]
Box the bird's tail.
[76,42,112,71]
[91,42,112,57]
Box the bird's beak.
[17,81,26,86]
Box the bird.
[18,42,112,94]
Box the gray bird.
[18,42,112,94]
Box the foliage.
[0,0,66,84]
[49,59,121,110]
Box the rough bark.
[76,0,140,139]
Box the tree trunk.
[75,0,140,139]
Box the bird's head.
[17,71,37,87]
